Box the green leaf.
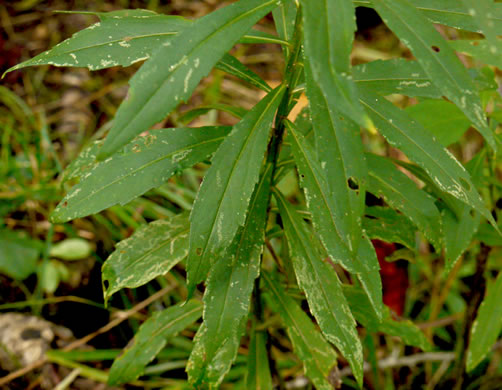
[272,0,297,59]
[467,272,502,371]
[98,0,281,159]
[50,238,92,261]
[460,0,502,58]
[0,231,40,280]
[262,273,339,390]
[187,164,272,388]
[4,10,285,76]
[102,213,189,302]
[343,285,431,351]
[216,53,272,92]
[449,39,502,69]
[62,140,102,182]
[246,329,273,390]
[442,207,481,272]
[370,0,495,150]
[186,85,285,296]
[108,300,202,385]
[353,59,441,98]
[366,153,441,250]
[405,99,471,147]
[285,120,382,317]
[4,12,188,73]
[442,151,485,273]
[301,1,370,129]
[303,56,367,253]
[359,90,495,228]
[354,0,502,34]
[363,206,417,250]
[273,190,363,385]
[178,104,247,125]
[51,126,229,223]
[475,223,502,247]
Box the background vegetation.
[1,1,502,389]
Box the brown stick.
[0,285,174,386]
[452,243,490,390]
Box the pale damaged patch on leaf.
[102,213,190,302]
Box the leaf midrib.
[117,0,278,141]
[60,135,225,213]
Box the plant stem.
[452,243,490,390]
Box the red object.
[372,240,408,316]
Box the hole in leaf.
[300,174,305,179]
[103,280,109,289]
[470,209,475,218]
[196,247,202,256]
[459,177,471,191]
[431,45,440,52]
[347,177,359,190]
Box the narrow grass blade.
[245,328,273,390]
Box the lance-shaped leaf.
[273,190,363,385]
[461,0,502,59]
[370,0,495,150]
[442,151,485,273]
[62,140,102,182]
[246,328,273,390]
[187,164,272,388]
[467,272,502,372]
[102,213,189,302]
[365,153,441,250]
[186,85,286,296]
[405,99,471,147]
[216,54,271,92]
[354,0,502,34]
[343,285,431,351]
[272,0,297,59]
[303,57,366,254]
[301,0,370,129]
[97,0,281,159]
[359,90,496,228]
[262,273,339,390]
[4,9,284,75]
[363,207,417,250]
[353,59,441,98]
[285,120,382,317]
[3,11,189,73]
[449,40,502,70]
[108,300,202,385]
[50,127,230,223]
